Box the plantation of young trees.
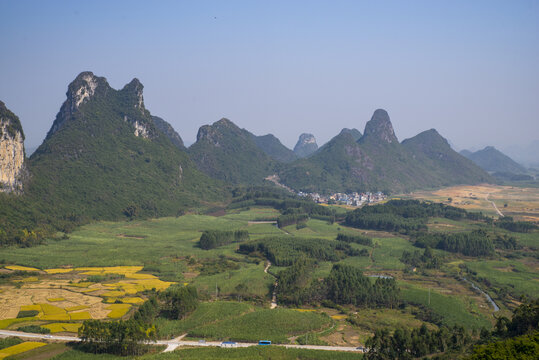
[199,230,249,250]
[325,264,399,308]
[336,233,373,246]
[345,200,486,233]
[365,324,471,359]
[238,236,360,266]
[413,230,494,256]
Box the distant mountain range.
[279,110,491,193]
[1,71,498,233]
[460,146,527,174]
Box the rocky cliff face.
[294,133,318,158]
[360,109,398,144]
[46,72,153,140]
[0,101,25,193]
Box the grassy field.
[187,308,333,343]
[51,347,363,360]
[465,259,539,298]
[1,204,535,351]
[155,301,253,338]
[400,282,492,329]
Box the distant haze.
[1,1,538,156]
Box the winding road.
[0,329,363,353]
[264,261,278,309]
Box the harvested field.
[403,184,539,221]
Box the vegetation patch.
[106,304,131,318]
[188,308,332,343]
[0,341,46,359]
[42,322,82,333]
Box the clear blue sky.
[1,0,538,152]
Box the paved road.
[0,330,364,353]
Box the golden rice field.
[0,265,175,333]
[0,342,46,359]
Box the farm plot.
[0,266,175,331]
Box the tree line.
[79,285,198,356]
[336,233,373,246]
[400,247,441,269]
[495,216,537,233]
[199,230,249,250]
[363,298,539,359]
[413,230,494,256]
[345,200,487,233]
[365,324,472,359]
[238,236,360,266]
[277,261,399,308]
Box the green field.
[1,204,536,353]
[155,301,253,338]
[51,347,363,360]
[187,308,333,343]
[465,259,539,298]
[400,283,492,329]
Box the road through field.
[0,329,363,353]
[486,193,504,217]
[264,261,278,309]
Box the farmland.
[0,200,537,357]
[402,184,539,222]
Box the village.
[297,191,387,207]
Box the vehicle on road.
[220,341,237,348]
[258,340,271,345]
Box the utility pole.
[428,287,431,306]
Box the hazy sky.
[1,0,538,151]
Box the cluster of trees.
[276,262,399,308]
[238,236,359,266]
[199,230,249,250]
[277,213,308,228]
[493,233,521,250]
[345,212,426,233]
[469,331,538,360]
[78,319,157,356]
[469,298,539,359]
[276,257,321,305]
[495,216,537,233]
[400,247,441,269]
[0,227,47,247]
[336,233,373,246]
[326,264,399,308]
[365,324,471,359]
[78,285,198,356]
[413,230,494,256]
[158,285,199,320]
[345,200,486,233]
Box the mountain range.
[0,71,495,233]
[278,110,491,193]
[460,146,527,174]
[1,72,225,233]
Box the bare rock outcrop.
[0,101,26,193]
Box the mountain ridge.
[460,146,527,174]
